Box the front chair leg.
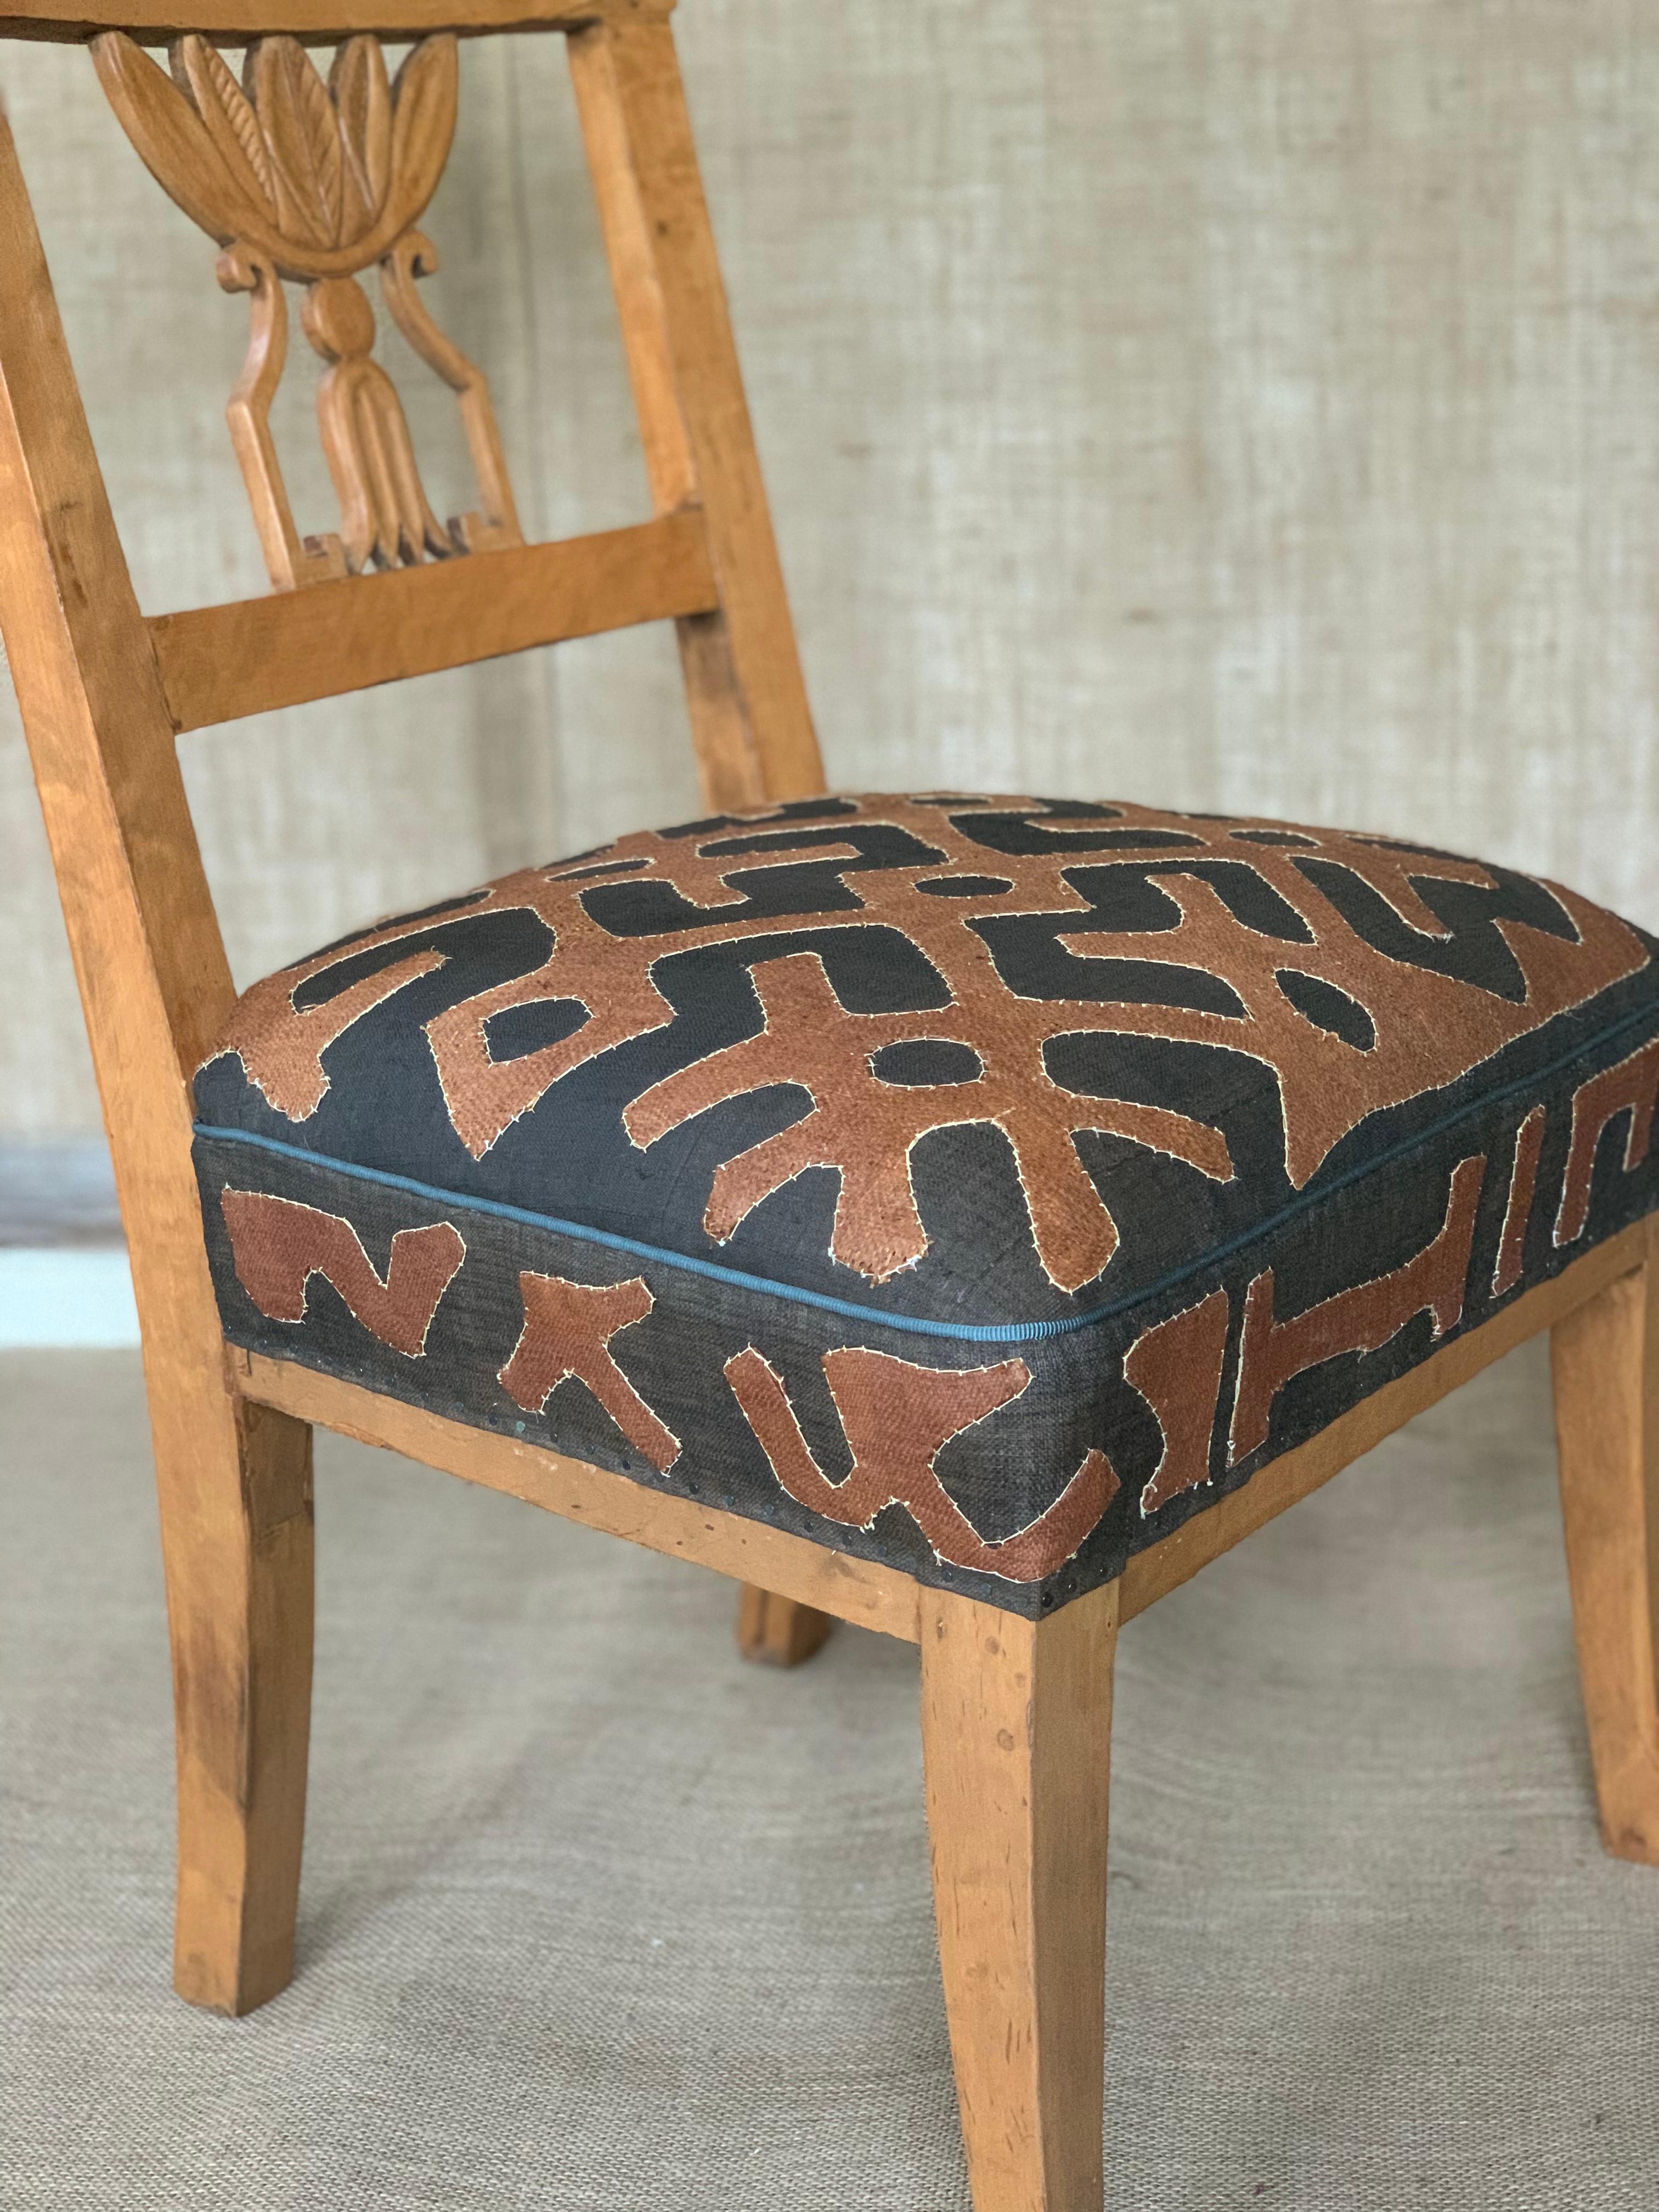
[921,1581,1119,2212]
[735,1583,834,1667]
[1552,1218,1659,1865]
[151,1351,314,2014]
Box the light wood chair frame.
[1,4,1654,2204]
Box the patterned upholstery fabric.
[193,793,1659,1617]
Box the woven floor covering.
[3,1344,1656,2210]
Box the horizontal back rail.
[150,509,717,729]
[0,0,667,43]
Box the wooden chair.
[2,4,1655,2204]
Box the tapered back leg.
[1552,1216,1659,1865]
[734,1584,834,1667]
[921,1582,1119,2212]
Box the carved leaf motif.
[91,25,494,592]
[91,31,269,246]
[330,37,392,239]
[172,36,276,221]
[381,37,460,243]
[250,38,344,252]
[94,29,458,279]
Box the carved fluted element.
[216,243,347,587]
[382,231,522,555]
[92,30,522,589]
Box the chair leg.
[920,1581,1119,2212]
[1551,1218,1659,1866]
[735,1583,834,1667]
[151,1356,315,2014]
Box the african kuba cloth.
[192,793,1659,1617]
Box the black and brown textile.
[193,793,1659,1617]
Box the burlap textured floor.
[3,1343,1656,2209]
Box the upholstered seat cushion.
[193,792,1659,1616]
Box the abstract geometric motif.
[1126,1291,1231,1515]
[221,1187,463,1356]
[202,794,1651,1303]
[626,943,1231,1290]
[1227,1155,1484,1464]
[1555,1035,1659,1246]
[499,1272,680,1472]
[725,1344,1119,1582]
[193,792,1659,1618]
[1493,1107,1547,1297]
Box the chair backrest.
[0,0,824,1340]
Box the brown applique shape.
[218,947,446,1120]
[1493,1105,1547,1296]
[1128,1290,1232,1515]
[498,1272,680,1471]
[221,1187,463,1355]
[205,797,1651,1293]
[1228,1154,1486,1464]
[625,948,1231,1289]
[1554,1035,1659,1246]
[725,1343,1120,1582]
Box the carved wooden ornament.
[93,30,522,588]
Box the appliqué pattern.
[725,1344,1120,1582]
[206,794,1651,1297]
[192,792,1659,1613]
[499,1271,681,1471]
[222,1186,463,1355]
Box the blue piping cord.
[193,997,1659,1349]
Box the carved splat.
[92,30,523,589]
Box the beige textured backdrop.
[2,1,1656,1135]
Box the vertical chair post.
[568,11,823,811]
[0,109,314,2012]
[1553,1216,1659,1865]
[734,1582,834,1667]
[921,1582,1119,2212]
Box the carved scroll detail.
[217,245,347,590]
[383,233,522,555]
[92,30,523,591]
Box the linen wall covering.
[2,0,1656,1136]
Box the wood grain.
[97,30,527,579]
[1121,1215,1649,1624]
[149,510,716,727]
[0,106,315,2016]
[93,30,461,279]
[381,228,522,555]
[568,16,823,809]
[921,1581,1118,2212]
[218,245,349,590]
[1,0,670,43]
[735,1584,834,1667]
[1552,1217,1659,1866]
[234,1347,922,1643]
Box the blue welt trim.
[192,996,1659,1347]
[194,1124,1049,1344]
